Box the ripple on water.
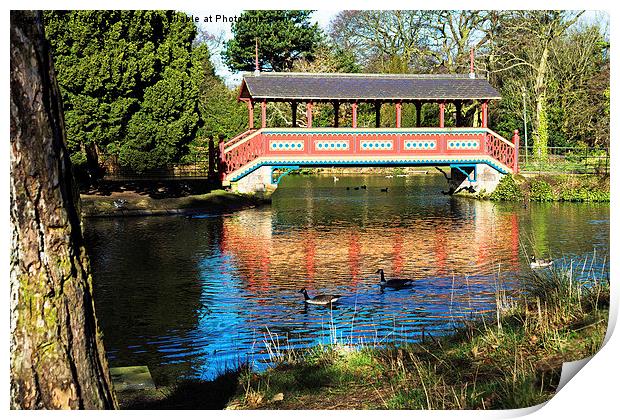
[84,174,609,382]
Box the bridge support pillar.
[230,166,278,195]
[448,163,503,194]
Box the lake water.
[84,174,609,384]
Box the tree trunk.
[10,11,117,409]
[532,44,550,161]
[85,142,103,185]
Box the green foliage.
[491,13,608,152]
[223,10,322,72]
[490,175,524,201]
[558,186,609,202]
[529,179,555,201]
[292,43,362,74]
[566,141,589,161]
[546,99,568,148]
[565,141,608,167]
[191,43,247,144]
[549,26,610,148]
[44,11,201,173]
[493,111,523,144]
[526,176,609,202]
[329,47,362,73]
[70,150,88,168]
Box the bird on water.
[530,255,553,269]
[376,269,413,289]
[298,288,342,305]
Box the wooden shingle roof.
[239,72,501,101]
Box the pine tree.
[223,10,321,72]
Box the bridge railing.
[220,129,265,175]
[221,127,519,180]
[222,129,257,149]
[485,129,519,173]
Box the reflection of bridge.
[219,200,521,295]
[220,72,520,194]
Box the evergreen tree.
[223,10,322,72]
[44,11,201,174]
[191,42,247,147]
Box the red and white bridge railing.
[219,127,519,183]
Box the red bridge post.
[512,129,520,173]
[219,137,226,182]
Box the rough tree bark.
[10,10,117,409]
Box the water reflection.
[84,174,609,383]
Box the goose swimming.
[298,288,342,305]
[376,269,413,289]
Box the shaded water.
[84,174,609,384]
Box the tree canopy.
[44,11,201,173]
[329,10,609,151]
[223,10,322,72]
[41,10,609,178]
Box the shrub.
[529,179,555,201]
[490,175,523,201]
[559,186,610,202]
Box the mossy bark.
[532,44,549,161]
[10,11,117,409]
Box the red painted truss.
[220,128,519,182]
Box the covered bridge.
[220,71,519,194]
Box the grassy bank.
[80,189,269,217]
[116,258,609,410]
[485,174,609,202]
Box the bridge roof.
[239,72,501,102]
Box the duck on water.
[298,288,342,305]
[376,269,413,289]
[530,256,553,269]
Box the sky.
[186,10,608,88]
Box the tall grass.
[230,251,609,410]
